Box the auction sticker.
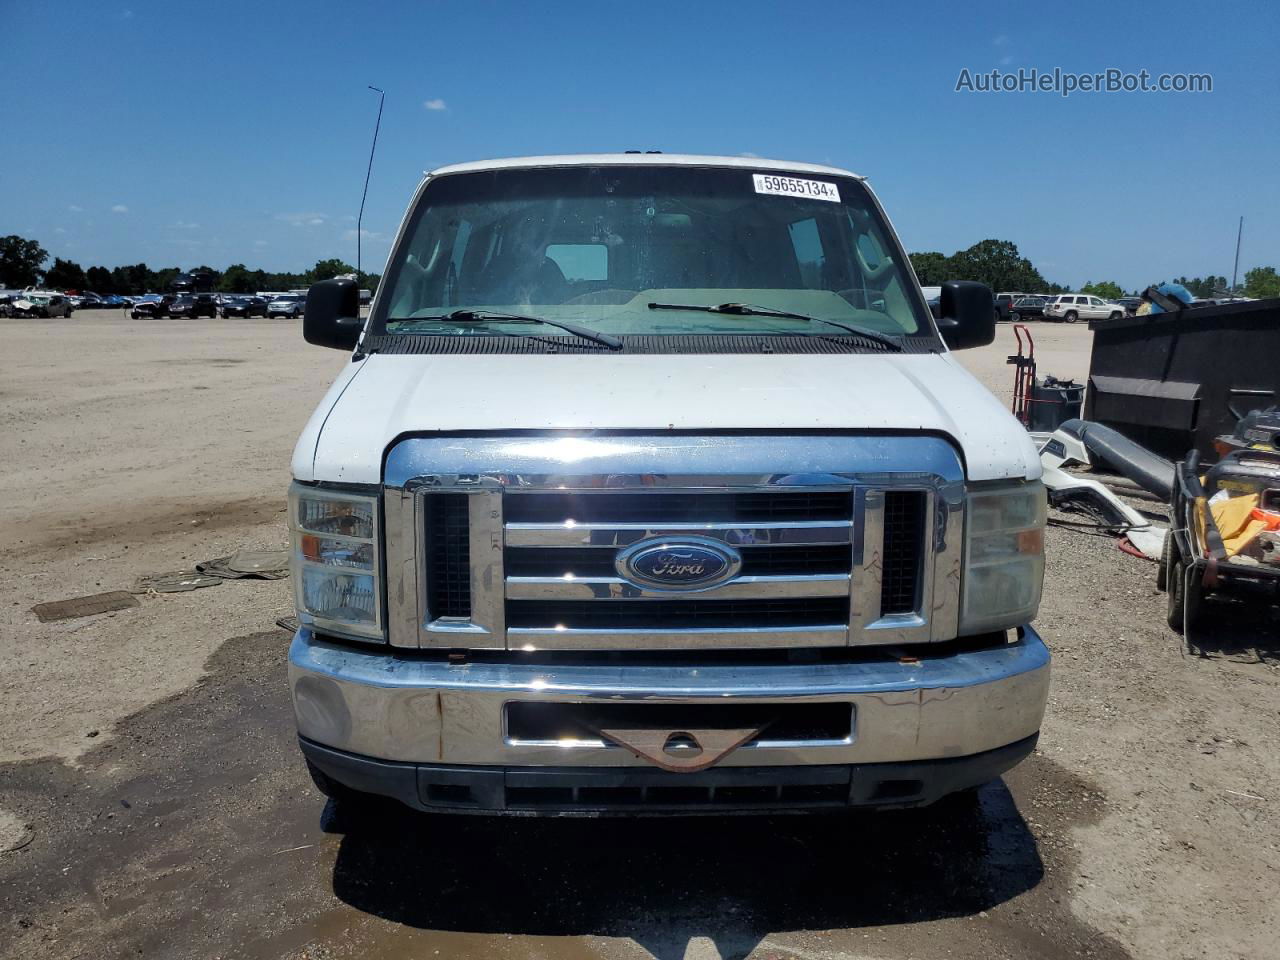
[752,173,841,202]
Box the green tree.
[1243,266,1280,300]
[1172,275,1228,298]
[86,266,115,294]
[308,258,357,283]
[908,252,951,286]
[1081,280,1125,300]
[45,257,88,291]
[218,263,257,293]
[0,235,49,287]
[947,239,1047,293]
[150,266,182,292]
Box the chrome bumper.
[289,627,1050,769]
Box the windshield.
[373,165,934,343]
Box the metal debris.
[32,591,140,622]
[195,549,289,580]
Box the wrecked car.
[288,153,1051,816]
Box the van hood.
[293,352,1041,485]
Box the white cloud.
[993,34,1009,45]
[68,204,84,213]
[54,227,67,234]
[1000,54,1014,65]
[122,9,134,18]
[111,204,129,213]
[253,240,268,247]
[344,228,387,242]
[174,220,200,229]
[738,151,760,158]
[275,211,328,227]
[422,98,448,111]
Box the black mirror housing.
[935,280,996,350]
[304,278,363,350]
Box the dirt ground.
[1,311,1276,960]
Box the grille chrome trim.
[505,573,850,601]
[505,520,853,548]
[384,435,965,650]
[506,625,849,650]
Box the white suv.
[1044,294,1123,323]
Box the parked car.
[994,292,1027,322]
[167,293,219,319]
[1116,296,1143,314]
[14,294,73,318]
[130,294,175,319]
[290,152,1049,820]
[1043,294,1124,323]
[1009,296,1048,322]
[266,294,306,318]
[221,295,268,318]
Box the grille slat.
[504,491,853,524]
[424,494,472,619]
[505,544,853,578]
[507,598,848,630]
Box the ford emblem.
[616,537,742,591]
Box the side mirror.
[304,278,364,350]
[934,280,996,350]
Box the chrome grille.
[503,488,856,649]
[382,434,965,650]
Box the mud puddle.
[0,629,1127,960]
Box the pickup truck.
[289,154,1050,816]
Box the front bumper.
[301,732,1039,814]
[289,626,1049,809]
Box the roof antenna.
[357,85,385,280]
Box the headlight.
[960,481,1046,635]
[289,484,383,641]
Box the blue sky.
[3,0,1276,290]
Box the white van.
[288,154,1050,816]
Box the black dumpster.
[1083,298,1280,461]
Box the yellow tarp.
[1207,492,1268,557]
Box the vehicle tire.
[1064,310,1078,323]
[1183,565,1207,634]
[130,311,139,319]
[1109,311,1122,320]
[1157,531,1171,592]
[1167,557,1186,631]
[1010,312,1021,323]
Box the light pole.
[1231,216,1243,296]
[357,85,385,280]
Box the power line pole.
[357,86,385,280]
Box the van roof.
[428,153,865,181]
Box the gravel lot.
[1,311,1276,960]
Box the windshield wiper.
[646,301,903,352]
[390,309,622,350]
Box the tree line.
[4,231,1277,302]
[907,238,1280,301]
[0,236,380,295]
